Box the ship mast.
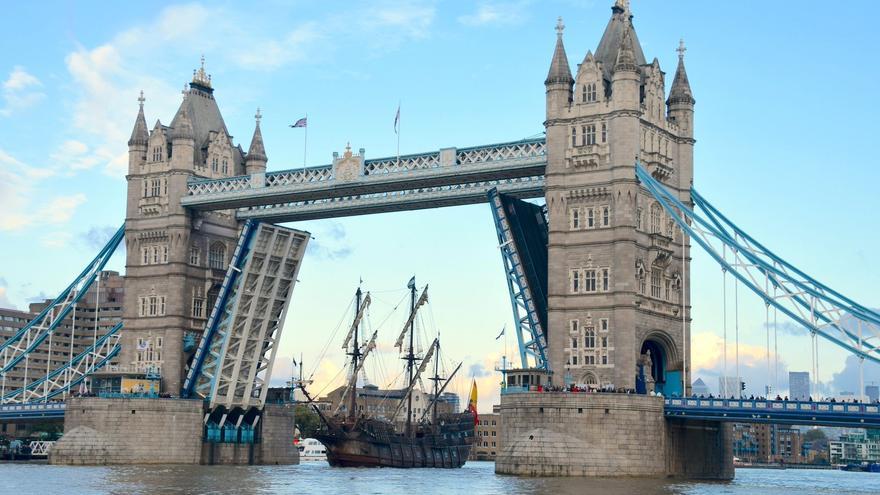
[429,337,442,427]
[348,287,363,421]
[405,279,416,437]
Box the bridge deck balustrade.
[181,138,547,220]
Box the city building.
[867,385,879,403]
[829,429,880,464]
[719,376,741,398]
[0,270,124,397]
[732,423,804,464]
[691,377,710,396]
[318,384,454,425]
[471,405,501,461]
[544,0,694,395]
[789,371,810,401]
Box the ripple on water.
[0,462,875,495]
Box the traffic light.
[740,381,746,391]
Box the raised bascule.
[2,0,879,476]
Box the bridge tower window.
[584,328,596,349]
[570,269,581,293]
[601,267,610,292]
[584,269,597,292]
[571,127,577,147]
[570,208,580,229]
[209,242,226,270]
[602,206,610,227]
[585,124,597,145]
[601,122,607,143]
[650,203,662,233]
[587,207,595,228]
[651,269,662,298]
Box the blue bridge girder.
[0,402,66,421]
[664,397,880,428]
[181,138,546,221]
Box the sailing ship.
[300,278,476,468]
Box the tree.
[294,404,322,439]
[803,428,827,442]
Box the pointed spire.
[247,107,267,163]
[171,107,194,141]
[668,39,695,105]
[545,17,573,86]
[613,23,638,72]
[128,90,149,147]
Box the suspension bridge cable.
[722,244,728,390]
[735,275,740,399]
[765,275,771,396]
[681,224,688,396]
[773,285,778,394]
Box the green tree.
[803,428,827,442]
[294,404,322,439]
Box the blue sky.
[1,1,878,408]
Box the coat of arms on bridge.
[332,143,364,182]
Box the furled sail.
[395,287,428,349]
[333,330,378,415]
[341,293,371,350]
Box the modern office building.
[789,371,810,400]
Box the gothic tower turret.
[667,39,695,138]
[545,17,573,119]
[245,108,268,175]
[127,91,149,175]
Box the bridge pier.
[496,393,732,479]
[49,397,298,465]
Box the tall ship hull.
[316,413,474,468]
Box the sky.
[1,1,879,411]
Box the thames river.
[0,462,875,495]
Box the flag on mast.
[290,117,307,128]
[393,104,400,134]
[467,379,479,424]
[495,324,506,340]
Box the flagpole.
[303,113,308,169]
[396,101,400,169]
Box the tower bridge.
[1,0,877,475]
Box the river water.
[0,462,875,495]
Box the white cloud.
[458,1,529,27]
[0,278,14,309]
[0,66,45,116]
[0,148,87,231]
[40,231,74,249]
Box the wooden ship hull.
[316,412,475,468]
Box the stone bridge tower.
[122,60,268,394]
[544,1,695,393]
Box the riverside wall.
[495,393,732,479]
[49,397,298,465]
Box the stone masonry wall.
[497,393,667,476]
[50,397,204,465]
[496,393,733,479]
[257,403,298,465]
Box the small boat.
[297,438,327,462]
[300,278,477,468]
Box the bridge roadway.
[4,396,879,428]
[181,137,546,220]
[500,388,880,429]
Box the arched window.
[571,127,577,147]
[589,83,597,102]
[208,242,226,270]
[650,203,661,234]
[582,84,588,103]
[601,122,607,143]
[584,328,596,349]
